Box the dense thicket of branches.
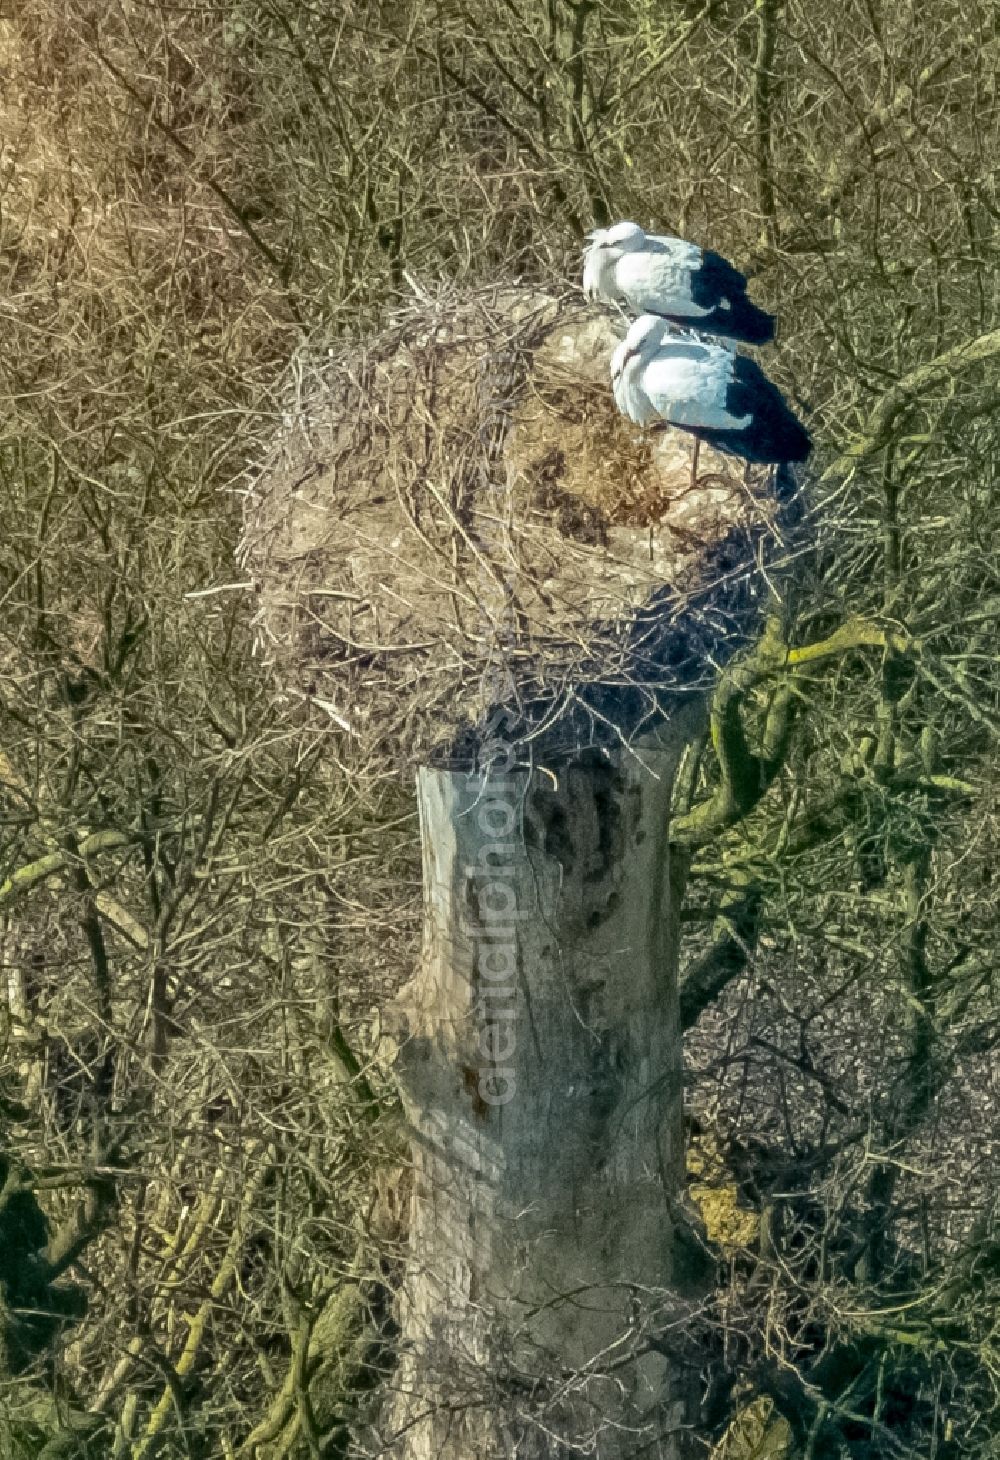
[0,1,997,1455]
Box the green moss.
[711,1398,792,1459]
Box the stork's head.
[622,313,670,362]
[582,221,646,300]
[603,221,646,250]
[611,317,662,424]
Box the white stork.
[612,315,810,483]
[585,221,775,346]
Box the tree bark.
[387,711,706,1459]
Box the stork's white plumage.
[585,221,775,346]
[613,316,811,466]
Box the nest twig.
[237,282,798,768]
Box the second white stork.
[612,316,811,479]
[585,221,776,346]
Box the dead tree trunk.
[388,714,706,1459]
[238,287,793,1455]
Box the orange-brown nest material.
[237,285,799,767]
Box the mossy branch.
[672,617,914,847]
[0,830,139,908]
[235,1268,383,1459]
[823,326,1000,476]
[785,620,912,665]
[671,617,792,846]
[131,1145,273,1459]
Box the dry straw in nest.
[237,283,797,768]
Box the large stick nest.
[238,285,800,767]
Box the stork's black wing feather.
[691,250,776,345]
[722,356,811,463]
[691,248,750,309]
